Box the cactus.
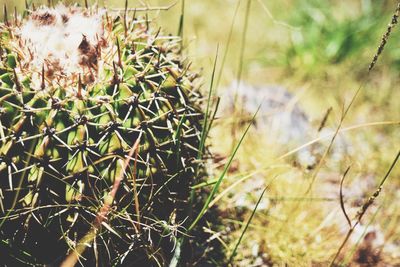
[0,5,217,266]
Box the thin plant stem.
[228,186,268,265]
[330,150,400,266]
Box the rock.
[221,81,311,145]
[219,81,348,167]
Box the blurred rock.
[219,81,348,167]
[220,81,310,144]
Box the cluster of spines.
[0,3,205,265]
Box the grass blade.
[197,45,219,161]
[228,185,268,264]
[189,104,261,231]
[204,96,220,142]
[216,0,241,88]
[177,0,185,40]
[235,0,252,90]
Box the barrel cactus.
[0,4,217,266]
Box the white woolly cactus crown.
[11,5,107,93]
[20,5,104,75]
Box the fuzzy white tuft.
[18,5,105,88]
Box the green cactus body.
[0,5,213,266]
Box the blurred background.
[2,0,400,265]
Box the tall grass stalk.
[197,45,219,161]
[228,186,268,265]
[275,1,400,239]
[330,150,400,266]
[235,0,251,91]
[342,203,384,266]
[215,0,240,89]
[305,1,400,194]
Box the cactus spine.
[0,5,213,266]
